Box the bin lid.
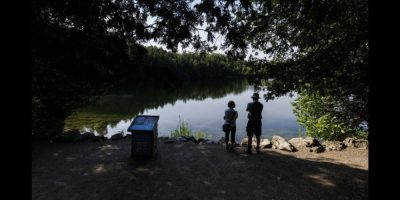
[128,115,160,131]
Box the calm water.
[65,79,303,142]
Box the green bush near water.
[292,91,368,141]
[170,118,208,140]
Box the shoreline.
[32,138,368,200]
[49,130,368,154]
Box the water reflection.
[64,79,303,141]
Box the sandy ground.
[32,139,368,200]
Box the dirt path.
[32,139,368,200]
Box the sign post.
[127,115,160,159]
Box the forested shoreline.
[32,0,368,141]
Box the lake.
[64,79,304,142]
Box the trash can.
[127,115,159,159]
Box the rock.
[81,132,95,141]
[197,138,205,143]
[322,141,345,151]
[51,134,70,143]
[177,137,188,142]
[52,130,81,142]
[259,139,272,148]
[343,137,368,149]
[218,137,226,144]
[310,146,325,153]
[110,133,123,140]
[124,134,132,139]
[199,139,211,144]
[304,137,321,147]
[92,135,106,142]
[163,139,175,144]
[69,130,83,142]
[343,137,354,147]
[205,139,217,144]
[240,138,271,148]
[271,135,295,152]
[233,143,241,147]
[176,136,198,143]
[240,138,246,146]
[289,137,321,151]
[199,139,219,145]
[182,136,198,144]
[354,139,368,149]
[240,137,254,146]
[64,130,80,135]
[288,137,306,149]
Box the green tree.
[195,0,368,100]
[32,0,201,137]
[292,90,368,141]
[32,0,368,138]
[194,0,368,137]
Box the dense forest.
[115,46,249,89]
[32,0,368,141]
[33,43,250,138]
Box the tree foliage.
[292,90,368,141]
[32,0,211,137]
[195,0,368,99]
[193,0,368,136]
[32,0,368,137]
[137,46,248,84]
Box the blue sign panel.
[128,115,159,132]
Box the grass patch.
[170,117,209,140]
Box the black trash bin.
[127,115,160,159]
